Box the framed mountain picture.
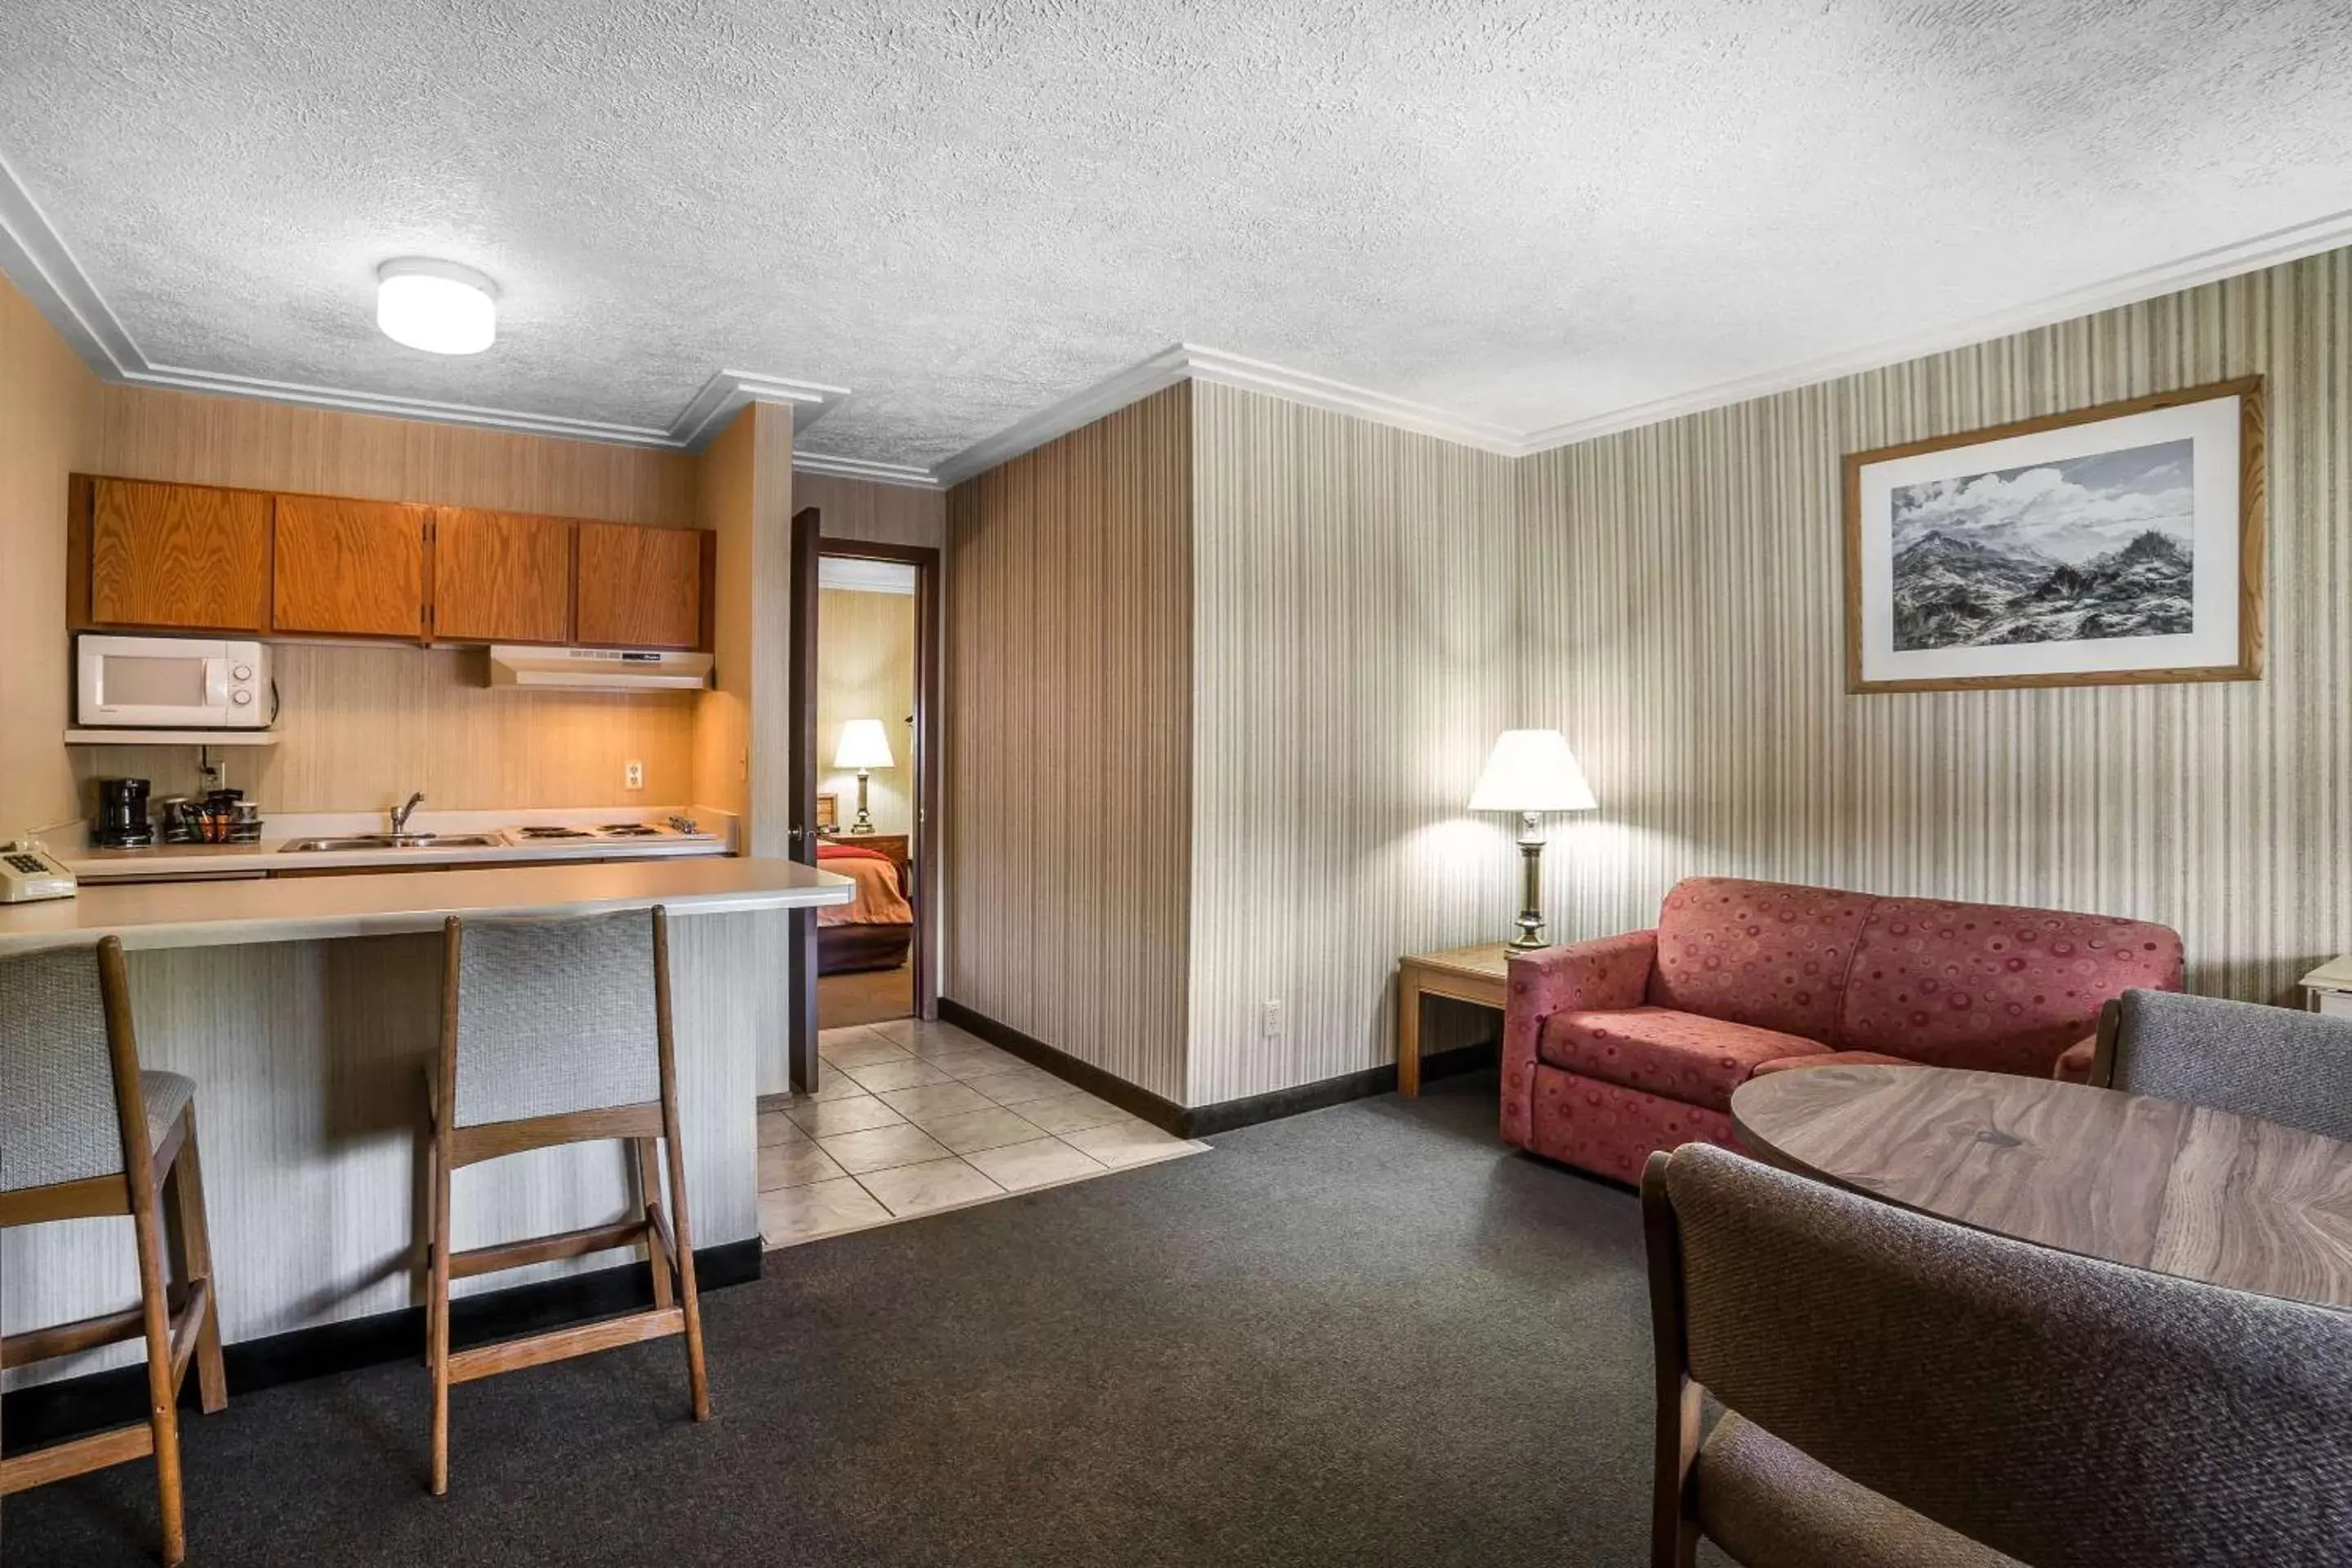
[1842,377,2264,693]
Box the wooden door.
[575,522,705,648]
[432,509,573,644]
[786,506,823,1091]
[87,479,272,631]
[273,497,430,638]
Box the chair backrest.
[2102,988,2352,1142]
[0,942,136,1195]
[1646,1143,2352,1568]
[447,910,664,1129]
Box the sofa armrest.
[1499,930,1657,1148]
[1507,929,1659,1019]
[2051,1033,2100,1084]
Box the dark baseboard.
[938,997,1190,1133]
[2,1237,761,1454]
[936,997,1497,1139]
[1182,1040,1499,1137]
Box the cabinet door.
[575,522,705,649]
[272,495,430,638]
[88,478,273,631]
[432,508,573,644]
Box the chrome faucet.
[390,791,425,838]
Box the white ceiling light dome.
[376,257,498,354]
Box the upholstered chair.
[1642,1143,2352,1568]
[0,938,228,1567]
[421,906,710,1496]
[2090,988,2352,1141]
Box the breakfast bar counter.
[2,859,852,1394]
[0,855,852,953]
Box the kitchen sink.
[279,834,506,853]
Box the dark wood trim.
[1841,375,2266,694]
[817,536,944,1020]
[0,1240,760,1455]
[787,507,826,1089]
[937,998,1498,1138]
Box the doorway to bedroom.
[812,541,937,1031]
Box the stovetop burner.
[596,823,659,837]
[514,825,595,840]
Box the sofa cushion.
[1540,1006,1828,1111]
[1746,1049,1919,1077]
[1650,878,1877,1041]
[1837,898,2185,1075]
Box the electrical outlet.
[624,760,644,791]
[1260,1000,1284,1040]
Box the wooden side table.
[1396,942,1512,1095]
[2302,955,2352,1018]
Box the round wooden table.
[1729,1064,2352,1311]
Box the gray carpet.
[3,1072,1667,1566]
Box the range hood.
[488,645,713,693]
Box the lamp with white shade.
[1468,728,1597,951]
[832,719,896,834]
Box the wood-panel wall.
[62,381,707,815]
[1518,247,2352,1006]
[1186,383,1522,1105]
[0,271,100,835]
[795,471,946,549]
[943,386,1193,1102]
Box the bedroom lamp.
[1468,728,1597,952]
[833,719,895,835]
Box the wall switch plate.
[625,760,644,791]
[1260,1000,1284,1040]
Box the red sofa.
[1499,876,2184,1184]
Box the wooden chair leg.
[427,1125,453,1496]
[133,1193,188,1566]
[167,1107,229,1414]
[634,1137,674,1312]
[662,1126,710,1423]
[421,1125,440,1369]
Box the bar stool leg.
[168,1105,229,1414]
[133,1190,188,1566]
[427,1114,454,1497]
[652,910,710,1423]
[634,1138,674,1312]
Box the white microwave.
[76,635,271,729]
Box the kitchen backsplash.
[70,642,700,814]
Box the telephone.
[0,840,77,903]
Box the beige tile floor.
[758,1018,1209,1248]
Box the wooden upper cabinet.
[86,478,273,631]
[432,508,573,644]
[272,495,430,638]
[574,522,706,649]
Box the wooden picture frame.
[816,791,838,831]
[1842,376,2265,693]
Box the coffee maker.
[94,776,154,849]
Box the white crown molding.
[790,450,943,488]
[929,344,1196,486]
[1513,203,2352,454]
[668,368,849,450]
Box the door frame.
[809,537,942,1021]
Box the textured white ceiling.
[4,2,2350,470]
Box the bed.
[816,840,914,974]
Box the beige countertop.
[0,857,852,955]
[67,834,729,881]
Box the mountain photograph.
[1888,439,2195,651]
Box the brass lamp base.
[850,768,875,834]
[1508,812,1548,951]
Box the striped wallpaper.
[1517,247,2350,1007]
[942,385,1194,1101]
[795,470,947,550]
[1186,382,1522,1105]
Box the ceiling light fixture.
[375,257,498,354]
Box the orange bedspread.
[817,849,911,926]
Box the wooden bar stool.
[0,937,227,1567]
[422,906,710,1495]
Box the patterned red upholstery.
[1836,900,2181,1075]
[1501,876,2183,1184]
[1648,879,1876,1041]
[1539,1007,1825,1111]
[1526,1070,1741,1187]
